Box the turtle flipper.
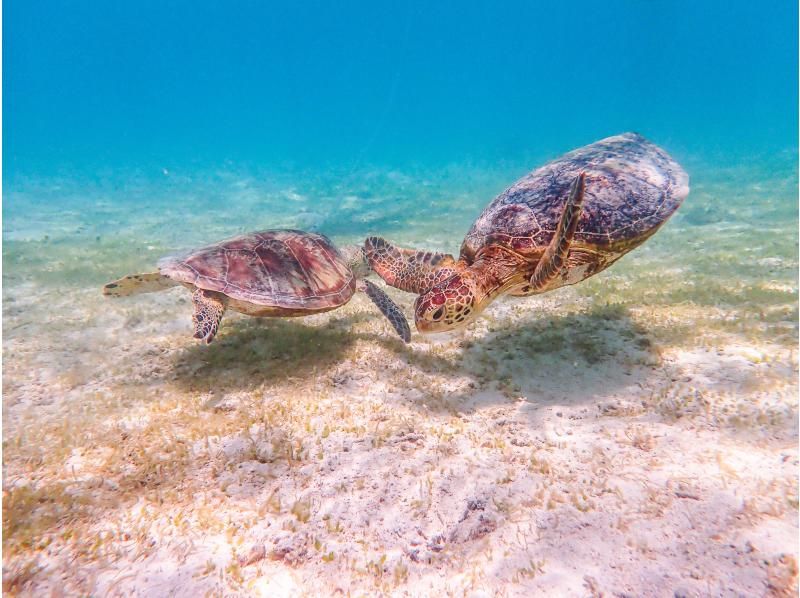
[357,279,411,342]
[103,272,178,297]
[529,173,586,291]
[192,289,227,344]
[364,237,457,294]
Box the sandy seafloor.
[3,152,798,597]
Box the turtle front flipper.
[364,237,458,294]
[357,279,411,342]
[192,289,227,344]
[103,272,178,297]
[529,173,586,291]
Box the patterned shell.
[158,230,355,309]
[461,133,690,260]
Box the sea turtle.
[364,132,689,332]
[103,229,410,344]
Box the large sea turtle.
[364,133,689,332]
[103,229,410,343]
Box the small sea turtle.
[103,229,410,344]
[365,133,689,332]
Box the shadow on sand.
[166,312,456,394]
[165,302,661,412]
[0,303,668,592]
[447,303,661,410]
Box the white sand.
[3,279,797,597]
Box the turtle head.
[339,245,371,278]
[414,270,481,333]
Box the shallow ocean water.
[3,1,798,595]
[4,146,798,593]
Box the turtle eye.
[431,307,444,321]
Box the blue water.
[2,0,797,331]
[5,1,797,178]
[2,0,796,304]
[3,0,797,262]
[4,0,798,340]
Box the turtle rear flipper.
[103,272,178,297]
[530,173,586,291]
[357,279,411,342]
[364,237,457,294]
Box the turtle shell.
[158,230,355,310]
[461,133,689,262]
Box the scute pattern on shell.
[158,230,355,309]
[461,133,690,260]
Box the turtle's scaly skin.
[159,230,356,316]
[529,172,587,291]
[367,133,689,333]
[192,289,226,344]
[357,279,411,342]
[363,237,458,294]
